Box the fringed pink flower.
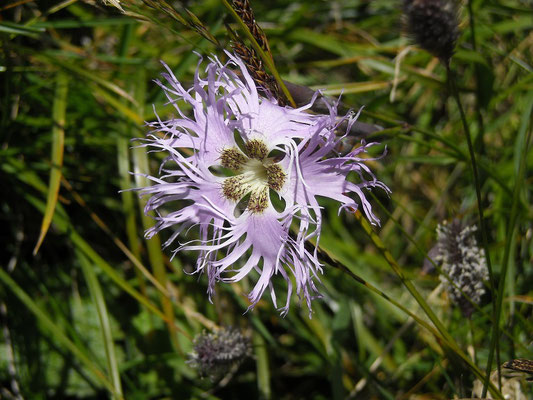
[136,52,390,317]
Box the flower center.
[220,140,286,214]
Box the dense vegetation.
[1,0,532,398]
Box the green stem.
[354,204,505,394]
[467,0,486,153]
[253,329,271,400]
[486,95,533,396]
[362,109,515,199]
[353,210,453,343]
[79,252,124,399]
[469,318,477,366]
[445,64,498,397]
[221,0,296,107]
[319,241,504,399]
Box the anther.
[220,148,247,171]
[245,139,268,160]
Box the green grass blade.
[253,329,271,400]
[33,71,68,255]
[312,81,390,96]
[130,68,180,350]
[91,83,144,126]
[27,192,169,323]
[0,21,44,37]
[483,92,533,396]
[0,268,116,394]
[78,252,124,399]
[38,55,137,105]
[33,18,136,29]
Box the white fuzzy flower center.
[242,159,269,188]
[220,140,285,214]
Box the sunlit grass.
[1,0,532,399]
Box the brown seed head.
[403,0,459,63]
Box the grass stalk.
[130,69,180,352]
[0,268,117,395]
[253,329,271,400]
[79,252,124,399]
[319,242,504,399]
[33,71,68,255]
[445,64,498,397]
[482,94,533,396]
[353,210,453,343]
[221,0,296,107]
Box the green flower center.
[220,139,286,214]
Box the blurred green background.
[1,0,532,398]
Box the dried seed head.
[188,327,251,380]
[434,219,488,317]
[231,0,270,54]
[229,0,287,105]
[230,40,286,105]
[403,0,459,63]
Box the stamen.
[245,139,268,160]
[247,186,269,214]
[265,164,286,191]
[222,175,248,201]
[220,148,247,171]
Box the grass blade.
[0,268,116,395]
[130,68,180,351]
[78,252,124,399]
[33,71,68,255]
[27,191,169,323]
[253,329,271,400]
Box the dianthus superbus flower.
[137,52,389,316]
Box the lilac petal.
[134,52,389,317]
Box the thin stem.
[445,64,498,397]
[362,109,515,199]
[489,96,533,394]
[253,330,271,400]
[221,0,296,107]
[369,191,514,341]
[318,243,504,399]
[467,0,486,153]
[320,247,442,339]
[469,318,477,366]
[352,210,453,342]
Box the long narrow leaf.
[0,268,116,394]
[34,71,68,255]
[79,252,124,399]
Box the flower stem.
[253,330,271,400]
[466,0,487,153]
[352,210,453,343]
[318,239,504,399]
[446,64,498,397]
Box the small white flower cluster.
[435,220,488,317]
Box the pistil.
[220,141,286,213]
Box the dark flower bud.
[188,327,251,380]
[403,0,459,63]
